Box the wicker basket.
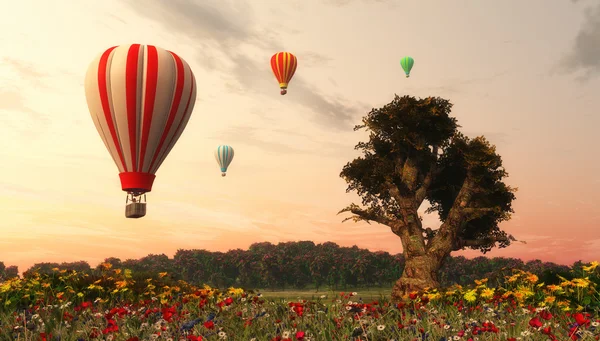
[125,202,146,218]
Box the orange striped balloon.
[270,52,297,95]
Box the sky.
[0,0,599,273]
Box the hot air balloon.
[270,52,297,95]
[84,44,197,219]
[215,145,234,177]
[400,56,414,78]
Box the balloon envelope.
[84,44,197,193]
[215,145,234,176]
[270,52,297,95]
[400,56,414,77]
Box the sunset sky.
[1,0,599,273]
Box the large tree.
[339,95,521,301]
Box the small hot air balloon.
[270,52,297,95]
[215,145,234,177]
[400,56,414,78]
[84,44,197,219]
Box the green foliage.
[340,94,517,253]
[0,242,577,293]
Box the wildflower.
[377,325,385,331]
[526,273,539,283]
[571,278,591,288]
[480,288,495,299]
[582,261,598,273]
[546,285,561,292]
[464,289,477,302]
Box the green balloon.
[400,56,414,78]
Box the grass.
[256,287,392,301]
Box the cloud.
[124,0,363,129]
[0,88,47,130]
[1,58,49,81]
[418,69,511,96]
[212,124,353,157]
[563,1,600,78]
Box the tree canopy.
[340,95,518,254]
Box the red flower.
[539,310,553,320]
[295,331,305,340]
[203,320,215,329]
[573,312,591,327]
[529,317,542,328]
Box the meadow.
[1,261,599,341]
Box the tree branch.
[338,204,394,227]
[462,207,499,221]
[454,234,527,251]
[415,146,438,204]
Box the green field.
[255,287,392,300]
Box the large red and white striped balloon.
[84,44,197,194]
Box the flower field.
[1,262,599,341]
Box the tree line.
[0,241,579,290]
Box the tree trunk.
[391,253,442,302]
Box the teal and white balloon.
[215,145,234,177]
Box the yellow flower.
[115,281,128,289]
[52,268,59,271]
[463,289,477,302]
[546,284,562,292]
[571,278,591,288]
[100,262,112,270]
[228,287,244,295]
[582,261,599,273]
[159,272,168,278]
[474,278,488,286]
[526,274,539,284]
[480,288,495,299]
[544,296,556,304]
[114,269,122,275]
[77,292,84,298]
[507,274,519,283]
[0,282,11,293]
[426,292,441,300]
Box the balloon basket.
[125,193,147,219]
